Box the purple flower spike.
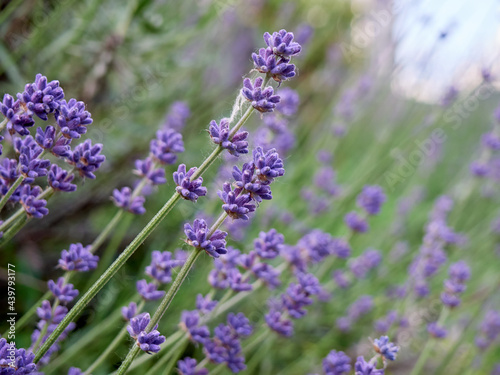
[150,129,184,165]
[354,356,384,375]
[344,211,369,233]
[251,48,297,83]
[208,118,249,156]
[252,263,281,289]
[180,310,210,345]
[184,218,228,258]
[322,350,351,375]
[67,139,105,179]
[145,250,182,284]
[373,336,399,361]
[0,338,37,374]
[427,322,448,339]
[135,157,166,185]
[218,182,256,220]
[357,185,386,215]
[252,147,285,184]
[254,229,284,259]
[48,164,76,192]
[232,163,272,202]
[263,29,302,58]
[127,312,152,338]
[173,164,207,202]
[122,302,138,321]
[265,309,293,337]
[58,243,99,272]
[178,357,209,375]
[242,77,281,113]
[1,94,35,136]
[227,312,253,337]
[55,98,93,139]
[136,279,165,301]
[20,185,49,218]
[196,294,218,315]
[17,73,64,121]
[112,186,146,215]
[48,277,79,304]
[17,139,50,183]
[164,101,190,131]
[136,330,165,354]
[0,158,20,182]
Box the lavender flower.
[322,350,351,375]
[58,243,99,272]
[20,185,49,218]
[48,164,77,192]
[137,279,165,301]
[254,229,284,259]
[373,336,399,361]
[112,187,146,215]
[265,309,294,337]
[127,312,152,338]
[196,294,218,315]
[348,296,374,321]
[18,73,64,120]
[354,356,384,375]
[180,310,210,345]
[164,101,190,131]
[357,185,386,215]
[37,300,68,323]
[177,357,209,375]
[251,262,281,289]
[218,183,255,220]
[251,48,297,83]
[227,312,253,338]
[208,118,249,156]
[1,94,35,135]
[0,158,20,183]
[122,302,138,321]
[48,277,79,304]
[276,87,300,116]
[482,132,500,150]
[232,163,272,202]
[127,313,165,354]
[253,146,285,183]
[332,270,351,289]
[427,322,448,339]
[55,98,93,139]
[184,218,228,258]
[67,139,105,179]
[344,211,369,233]
[145,250,182,284]
[242,77,280,113]
[150,129,184,164]
[134,157,166,185]
[441,260,470,308]
[264,29,302,58]
[173,164,207,202]
[68,368,83,375]
[475,310,500,350]
[0,338,37,374]
[35,126,71,157]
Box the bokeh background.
[1,0,500,374]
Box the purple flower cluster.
[112,187,146,215]
[252,29,301,83]
[58,243,99,272]
[204,312,253,373]
[209,118,249,156]
[336,296,374,332]
[0,338,37,374]
[242,77,281,113]
[184,218,228,258]
[427,322,448,339]
[177,357,209,375]
[218,147,284,220]
[440,260,470,308]
[265,272,321,336]
[173,164,207,202]
[127,313,165,354]
[475,310,500,350]
[373,335,399,361]
[47,277,79,304]
[322,350,351,375]
[349,248,382,279]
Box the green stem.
[115,248,203,374]
[0,175,24,212]
[34,192,182,363]
[0,214,27,246]
[410,307,449,375]
[91,209,124,252]
[0,117,7,132]
[83,300,146,375]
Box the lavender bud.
[136,279,165,301]
[173,164,207,202]
[242,77,280,113]
[112,187,146,215]
[209,118,249,156]
[48,277,79,304]
[184,218,228,258]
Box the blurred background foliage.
[1,0,499,374]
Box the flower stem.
[0,213,27,246]
[116,248,203,374]
[34,192,182,363]
[83,300,146,375]
[410,307,449,375]
[0,175,24,212]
